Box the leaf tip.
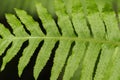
[1,64,5,71]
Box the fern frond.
[0,0,120,80]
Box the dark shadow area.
[86,18,93,37]
[58,41,75,80]
[34,17,47,35]
[21,22,31,35]
[0,35,2,39]
[20,40,44,80]
[92,49,102,80]
[0,18,15,36]
[0,12,59,80]
[0,40,59,80]
[54,16,62,36]
[38,41,59,80]
[0,42,12,68]
[0,40,29,80]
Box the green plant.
[0,0,120,80]
[0,0,55,18]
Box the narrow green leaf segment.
[0,0,120,80]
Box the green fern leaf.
[0,0,120,80]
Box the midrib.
[3,36,120,45]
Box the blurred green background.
[0,0,55,19]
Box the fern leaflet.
[0,0,120,80]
